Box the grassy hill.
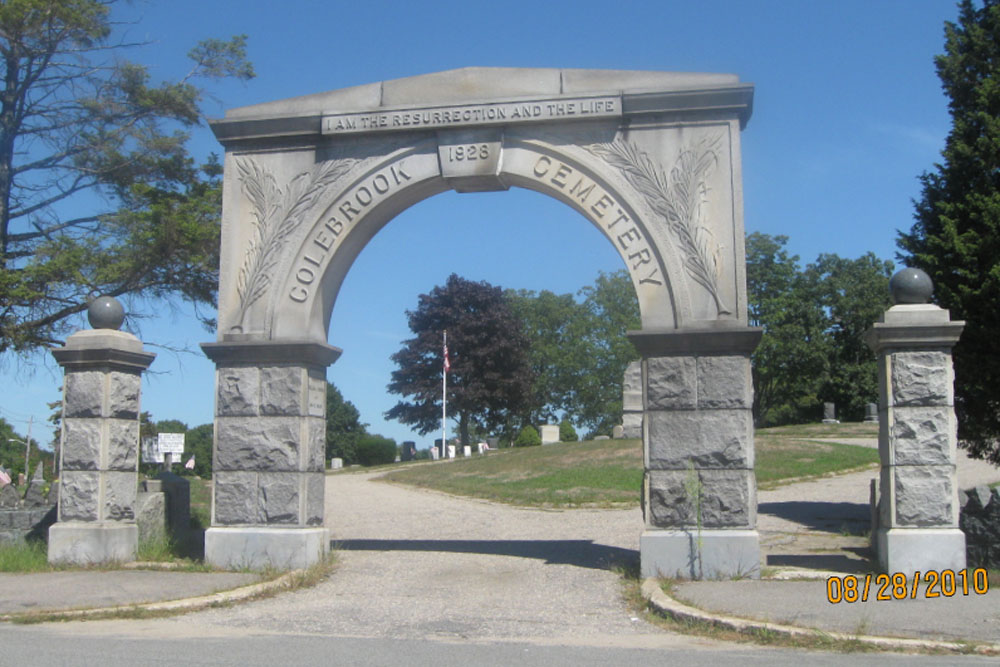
[378,423,880,508]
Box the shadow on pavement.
[335,538,638,572]
[758,500,869,533]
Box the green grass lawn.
[380,422,881,507]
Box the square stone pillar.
[201,340,340,570]
[865,304,966,574]
[49,329,155,564]
[629,327,762,579]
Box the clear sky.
[0,0,961,451]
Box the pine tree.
[899,0,1000,462]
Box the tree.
[805,253,892,422]
[899,0,1000,463]
[0,0,254,353]
[326,381,366,465]
[386,274,534,447]
[746,233,829,426]
[574,270,640,436]
[184,423,213,478]
[505,288,590,424]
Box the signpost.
[155,433,185,469]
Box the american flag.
[443,341,450,373]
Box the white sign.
[141,437,163,464]
[157,433,185,455]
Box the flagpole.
[442,330,447,459]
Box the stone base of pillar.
[640,529,760,579]
[205,526,329,571]
[875,527,966,574]
[48,522,137,565]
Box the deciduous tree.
[326,381,365,465]
[899,0,1000,463]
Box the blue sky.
[1,0,960,450]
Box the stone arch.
[202,68,761,578]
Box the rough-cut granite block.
[103,471,136,521]
[646,469,754,529]
[306,417,325,472]
[646,357,696,410]
[891,465,956,527]
[217,366,259,416]
[64,371,104,418]
[108,371,140,418]
[697,356,752,409]
[260,366,303,416]
[213,471,258,525]
[59,471,100,521]
[622,360,643,412]
[890,407,953,465]
[891,351,951,407]
[259,473,299,524]
[106,419,139,470]
[215,417,301,471]
[647,410,753,469]
[61,419,101,471]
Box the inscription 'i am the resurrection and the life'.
[323,96,619,134]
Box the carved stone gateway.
[205,68,760,576]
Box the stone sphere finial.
[87,295,125,330]
[889,267,934,305]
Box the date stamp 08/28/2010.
[826,569,990,604]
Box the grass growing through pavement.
[380,423,882,508]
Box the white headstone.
[429,447,439,461]
[330,457,343,470]
[447,445,456,459]
[540,424,559,444]
[462,446,471,457]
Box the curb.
[641,578,1000,656]
[0,569,304,623]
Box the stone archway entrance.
[202,68,761,578]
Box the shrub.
[559,419,578,442]
[514,425,541,447]
[355,434,398,466]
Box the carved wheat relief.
[233,157,357,330]
[587,134,730,317]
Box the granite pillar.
[865,294,966,574]
[201,340,340,570]
[49,327,155,564]
[630,327,762,579]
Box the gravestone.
[612,425,625,439]
[205,68,759,578]
[22,464,46,507]
[540,425,559,445]
[822,402,838,424]
[330,458,344,470]
[864,402,878,423]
